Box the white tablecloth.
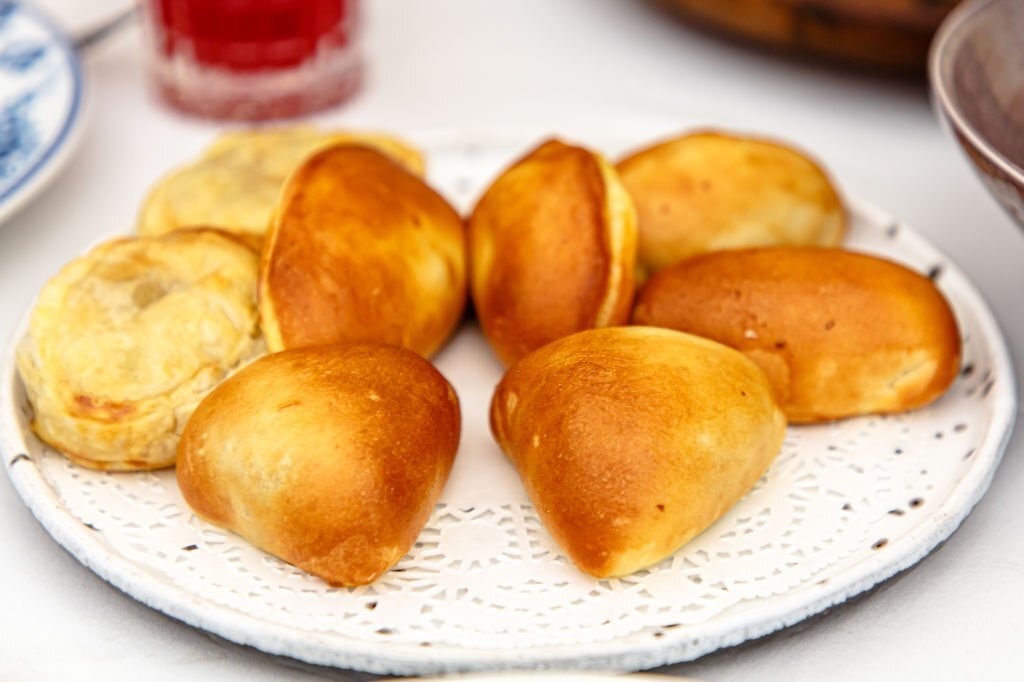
[3,1,1022,680]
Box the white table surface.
[3,1,1023,680]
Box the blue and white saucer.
[0,1,84,224]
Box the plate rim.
[0,198,1017,674]
[0,0,87,224]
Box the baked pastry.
[633,247,961,422]
[469,139,638,366]
[259,144,466,357]
[137,126,425,242]
[617,131,845,280]
[16,229,264,470]
[490,326,786,578]
[177,344,460,586]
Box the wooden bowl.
[651,0,960,73]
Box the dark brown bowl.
[930,0,1024,228]
[651,0,958,74]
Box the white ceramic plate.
[0,1,85,225]
[0,134,1016,675]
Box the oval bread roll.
[16,229,264,470]
[177,344,460,586]
[491,326,786,578]
[259,144,466,357]
[469,139,638,366]
[633,247,961,423]
[138,126,425,241]
[617,131,845,279]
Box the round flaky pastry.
[16,229,265,470]
[137,126,425,242]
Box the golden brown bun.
[491,326,786,578]
[617,131,845,280]
[259,144,466,357]
[16,229,264,470]
[177,344,460,586]
[138,126,425,241]
[469,139,638,366]
[633,247,961,423]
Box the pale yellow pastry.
[137,126,425,241]
[177,343,461,586]
[259,144,466,358]
[617,131,846,280]
[469,139,638,367]
[491,326,786,578]
[16,229,264,470]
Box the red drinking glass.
[140,0,362,121]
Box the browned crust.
[617,128,844,201]
[259,145,466,357]
[617,129,848,278]
[633,246,961,422]
[469,139,634,366]
[490,327,785,577]
[177,343,460,586]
